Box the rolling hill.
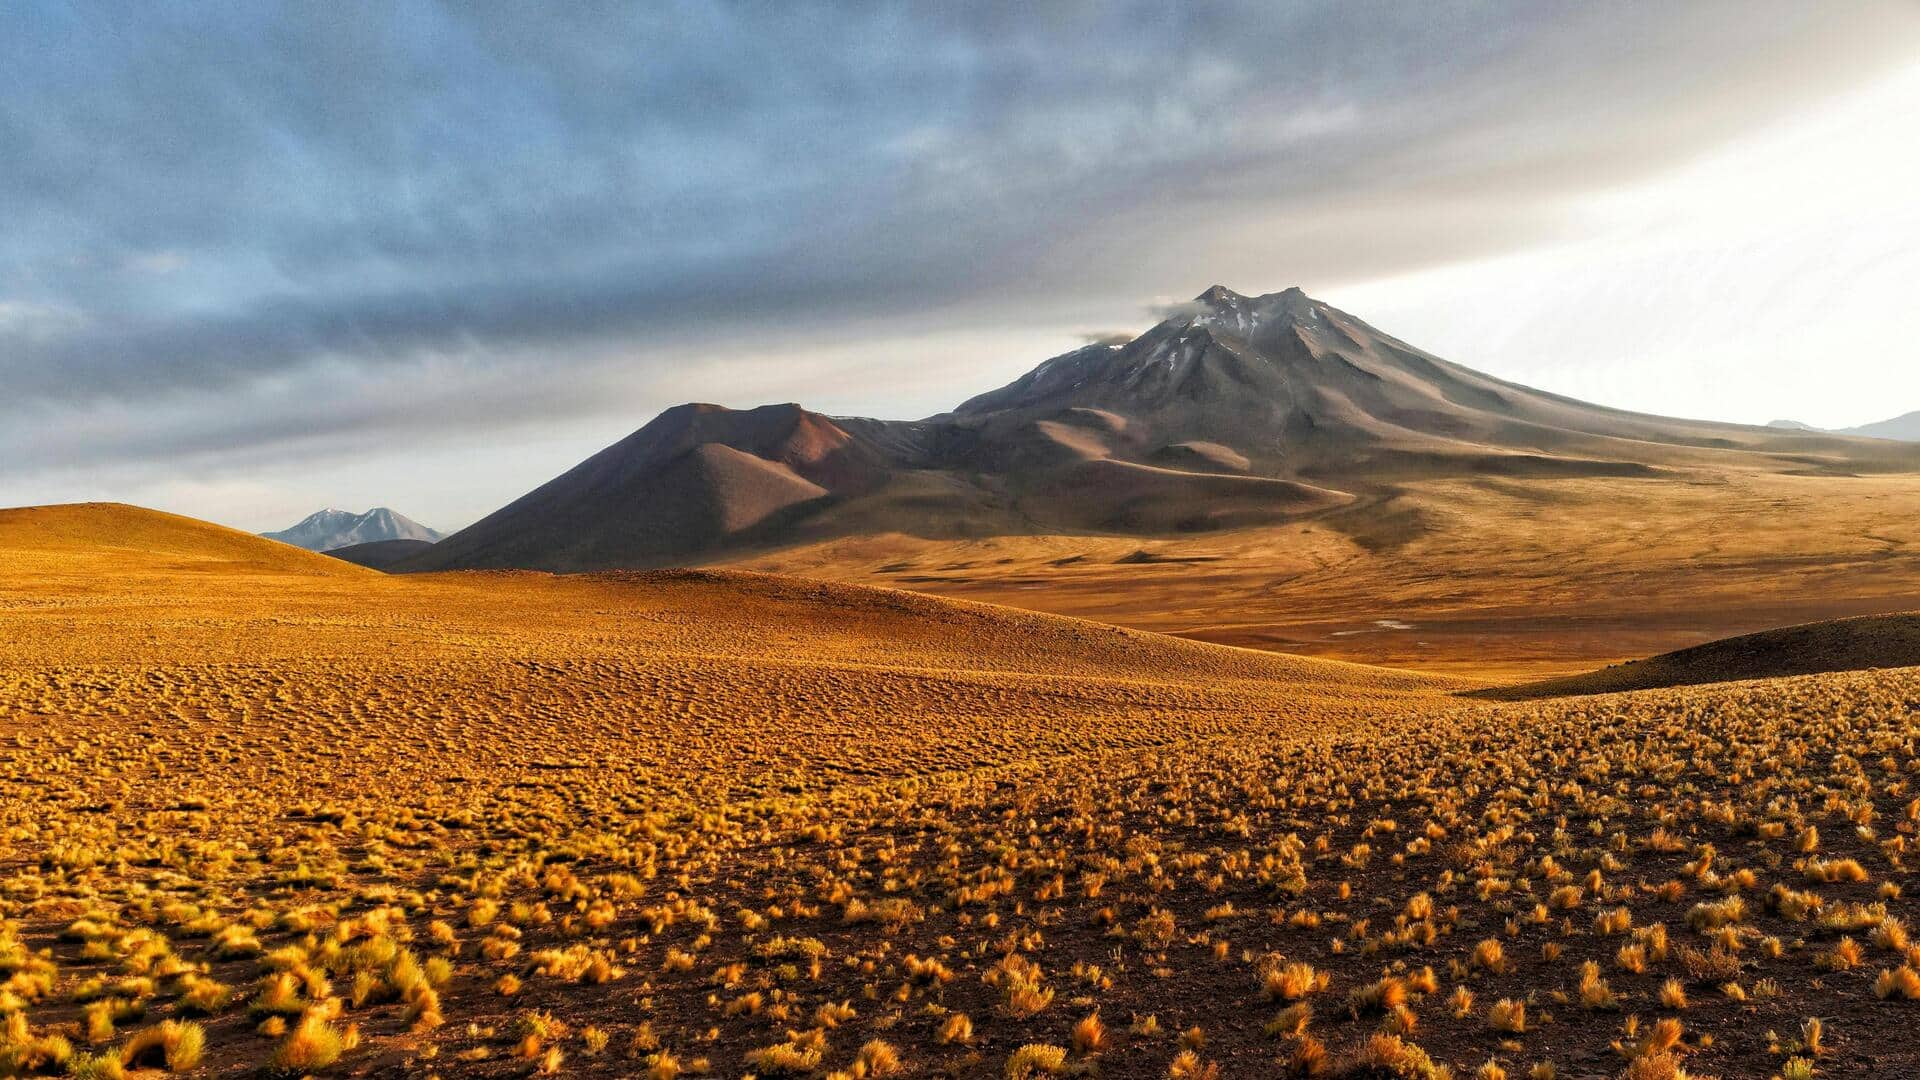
[0,500,1453,692]
[1841,410,1920,441]
[1475,609,1920,699]
[0,501,371,581]
[407,286,1920,574]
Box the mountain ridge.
[264,507,443,552]
[403,286,1920,574]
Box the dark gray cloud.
[3,0,1918,524]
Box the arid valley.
[8,7,1920,1079]
[8,303,1920,1077]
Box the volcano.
[406,287,1920,573]
[263,507,442,552]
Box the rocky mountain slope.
[407,287,1920,572]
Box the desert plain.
[3,498,1920,1080]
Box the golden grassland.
[3,504,1919,1079]
[738,469,1920,678]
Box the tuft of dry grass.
[1486,999,1527,1034]
[269,1013,347,1074]
[118,1019,204,1073]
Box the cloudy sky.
[6,2,1919,532]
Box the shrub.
[1487,999,1526,1033]
[1875,966,1920,1000]
[119,1020,204,1072]
[270,1013,346,1074]
[1004,1043,1068,1079]
[1265,962,1326,1001]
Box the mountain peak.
[406,285,1920,575]
[1186,284,1318,339]
[1194,284,1308,305]
[263,507,443,552]
[1194,284,1248,305]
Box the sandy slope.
[743,469,1920,677]
[0,502,373,581]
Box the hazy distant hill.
[407,286,1920,573]
[264,507,442,552]
[1768,412,1920,440]
[1839,411,1920,441]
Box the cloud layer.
[4,2,1917,529]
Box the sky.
[4,2,1919,533]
